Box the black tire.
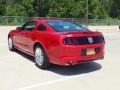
[34,45,50,69]
[8,36,15,51]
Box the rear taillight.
[63,36,105,45]
[63,38,79,45]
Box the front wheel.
[34,46,50,69]
[8,36,15,51]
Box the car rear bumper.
[49,43,105,66]
[58,54,104,66]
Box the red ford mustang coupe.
[8,19,105,69]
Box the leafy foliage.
[0,0,120,19]
[0,0,6,15]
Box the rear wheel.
[34,46,50,69]
[8,36,14,51]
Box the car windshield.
[47,20,89,32]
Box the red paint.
[8,19,105,66]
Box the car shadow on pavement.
[15,50,102,76]
[15,50,34,62]
[47,62,102,76]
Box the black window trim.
[22,21,37,31]
[37,24,47,31]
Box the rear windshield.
[47,20,89,32]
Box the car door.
[13,24,27,50]
[24,21,37,53]
[23,21,37,53]
[13,21,37,52]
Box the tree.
[110,0,120,18]
[33,0,50,17]
[0,0,6,16]
[5,0,35,16]
[0,0,120,19]
[48,0,85,18]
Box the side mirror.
[16,27,23,30]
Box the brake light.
[63,36,105,45]
[63,38,79,45]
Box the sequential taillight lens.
[63,36,105,45]
[63,38,79,45]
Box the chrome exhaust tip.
[65,61,72,66]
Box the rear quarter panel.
[33,31,61,63]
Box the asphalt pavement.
[0,26,120,90]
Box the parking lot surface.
[0,26,120,90]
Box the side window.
[22,21,37,31]
[37,24,46,31]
